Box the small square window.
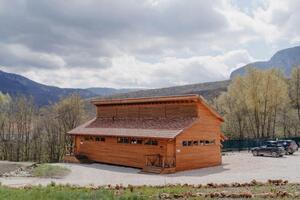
[182,141,188,146]
[187,141,192,146]
[118,137,129,144]
[137,139,143,144]
[123,138,129,143]
[152,140,158,145]
[145,139,158,145]
[193,141,199,146]
[131,138,138,144]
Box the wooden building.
[68,94,226,173]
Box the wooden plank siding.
[175,102,222,171]
[96,103,198,119]
[75,135,175,168]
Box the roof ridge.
[91,94,200,105]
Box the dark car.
[251,141,285,157]
[276,140,298,155]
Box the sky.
[0,0,300,89]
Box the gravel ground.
[0,161,33,176]
[1,151,299,187]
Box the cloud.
[0,43,65,70]
[1,49,252,88]
[0,0,299,88]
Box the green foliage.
[0,92,11,107]
[290,66,300,121]
[32,164,70,178]
[216,68,293,139]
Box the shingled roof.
[68,117,198,139]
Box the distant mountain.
[0,69,229,107]
[87,87,139,96]
[100,80,230,102]
[230,46,300,78]
[0,70,98,106]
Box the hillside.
[87,87,139,96]
[0,69,230,106]
[231,46,300,78]
[0,70,97,106]
[98,80,230,102]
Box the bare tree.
[291,67,300,121]
[216,68,290,139]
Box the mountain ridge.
[230,46,300,78]
[0,70,138,106]
[0,69,230,106]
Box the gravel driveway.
[1,151,299,187]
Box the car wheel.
[252,151,258,156]
[272,152,278,157]
[288,152,294,155]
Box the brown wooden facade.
[68,95,225,173]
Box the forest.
[0,67,299,162]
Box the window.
[84,136,94,141]
[130,138,143,144]
[204,140,215,145]
[145,139,158,145]
[182,140,195,147]
[95,137,105,142]
[117,137,129,144]
[182,140,215,147]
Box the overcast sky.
[0,0,300,89]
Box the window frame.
[144,139,158,146]
[117,137,129,144]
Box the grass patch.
[0,181,299,200]
[32,164,70,178]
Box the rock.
[159,193,171,199]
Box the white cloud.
[1,49,252,88]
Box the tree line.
[0,94,86,162]
[0,67,299,162]
[215,67,300,139]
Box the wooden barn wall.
[175,102,222,171]
[96,103,198,119]
[75,136,174,168]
